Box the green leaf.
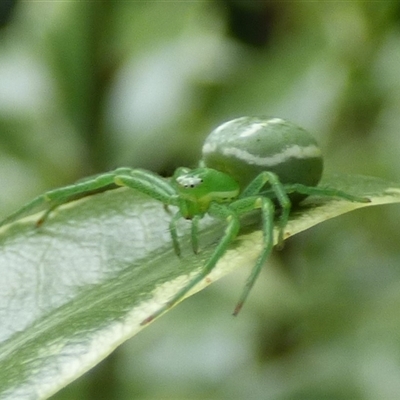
[0,173,399,399]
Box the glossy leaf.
[0,173,399,399]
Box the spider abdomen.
[201,117,324,201]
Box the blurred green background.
[1,1,400,399]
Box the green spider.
[0,117,369,324]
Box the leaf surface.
[0,173,399,399]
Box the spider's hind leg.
[283,183,370,204]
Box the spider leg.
[0,168,177,228]
[232,196,275,315]
[113,171,185,255]
[282,183,370,203]
[240,171,290,248]
[0,171,120,227]
[113,169,176,202]
[169,211,183,256]
[166,210,202,257]
[0,196,48,228]
[125,168,176,197]
[141,202,240,325]
[190,215,201,254]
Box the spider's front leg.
[0,170,124,228]
[0,168,178,229]
[141,202,240,325]
[229,195,275,315]
[168,211,184,256]
[114,169,186,256]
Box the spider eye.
[190,179,203,188]
[176,175,203,189]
